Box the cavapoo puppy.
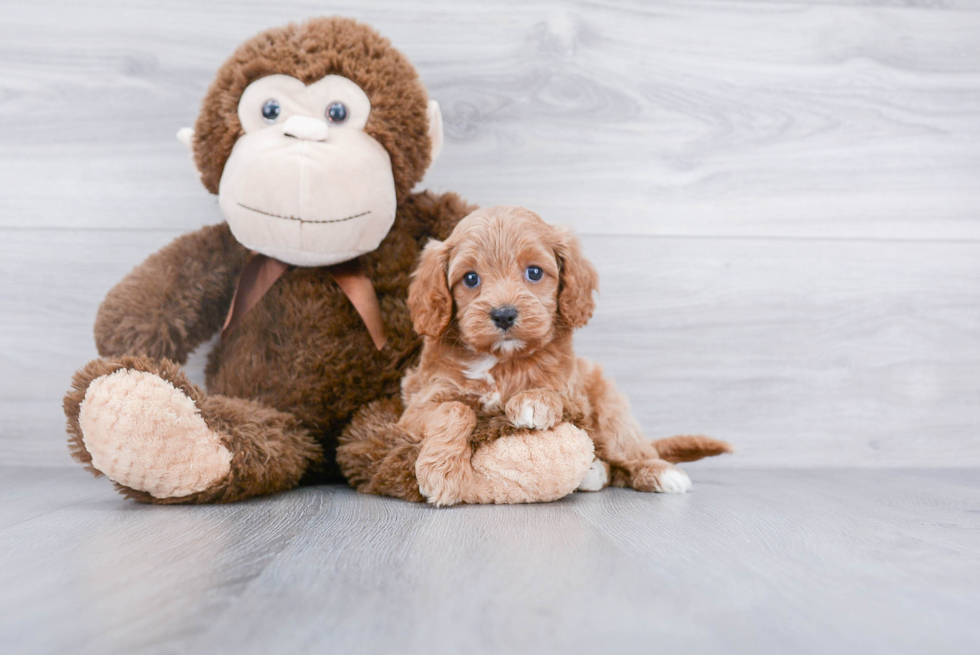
[395,206,731,506]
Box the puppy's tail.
[653,435,733,463]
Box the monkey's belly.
[203,272,417,441]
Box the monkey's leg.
[336,398,427,502]
[64,356,322,504]
[465,423,595,504]
[339,402,595,505]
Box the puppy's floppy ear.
[554,227,599,329]
[408,239,453,338]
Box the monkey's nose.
[282,115,329,141]
[490,306,519,331]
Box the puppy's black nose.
[490,305,519,330]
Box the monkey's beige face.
[218,74,432,267]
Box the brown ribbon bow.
[222,253,387,351]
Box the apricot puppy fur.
[400,206,732,506]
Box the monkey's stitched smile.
[237,203,371,225]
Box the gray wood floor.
[2,466,978,654]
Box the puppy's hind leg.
[580,360,692,494]
[617,459,692,494]
[599,419,693,494]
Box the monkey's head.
[180,17,443,267]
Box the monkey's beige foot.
[78,369,232,499]
[467,423,595,504]
[628,459,692,494]
[65,356,321,504]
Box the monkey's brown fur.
[64,18,475,502]
[340,398,426,502]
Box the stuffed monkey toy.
[63,17,595,504]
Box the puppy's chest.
[458,354,502,412]
[459,355,551,413]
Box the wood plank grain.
[0,468,962,655]
[0,470,328,655]
[0,0,978,238]
[0,466,104,530]
[3,229,979,467]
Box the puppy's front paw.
[505,389,563,430]
[416,470,462,507]
[417,482,452,507]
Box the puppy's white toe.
[658,468,692,494]
[577,458,609,492]
[508,396,559,430]
[513,405,536,429]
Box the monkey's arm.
[94,222,249,363]
[400,190,477,243]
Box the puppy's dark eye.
[463,271,481,288]
[262,99,281,122]
[326,102,348,124]
[525,266,544,282]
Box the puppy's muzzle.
[490,305,519,331]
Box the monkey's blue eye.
[463,272,480,288]
[525,266,543,282]
[261,99,281,122]
[326,102,348,124]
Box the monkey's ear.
[554,227,599,330]
[176,127,194,151]
[408,239,453,338]
[427,101,444,166]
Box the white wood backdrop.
[2,0,978,467]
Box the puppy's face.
[448,219,561,355]
[408,206,598,358]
